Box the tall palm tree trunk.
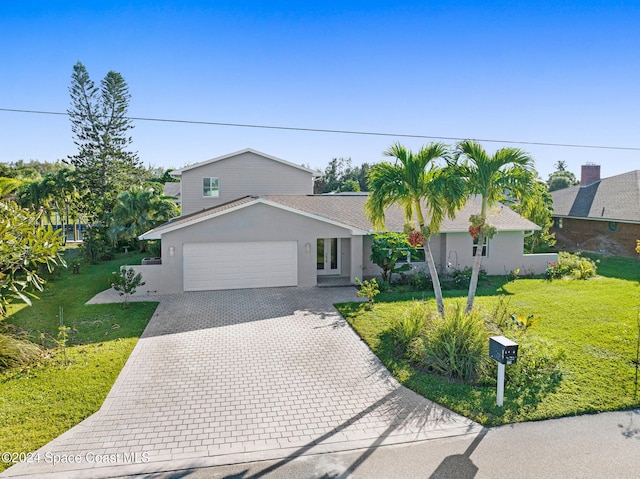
[424,239,445,316]
[417,205,445,316]
[466,197,488,313]
[466,228,484,313]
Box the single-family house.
[550,164,640,257]
[134,148,555,294]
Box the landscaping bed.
[337,254,640,426]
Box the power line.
[1,107,639,152]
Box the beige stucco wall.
[444,231,555,275]
[124,264,175,295]
[362,231,555,280]
[143,202,361,294]
[180,151,315,215]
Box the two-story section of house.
[175,149,317,215]
[135,148,556,295]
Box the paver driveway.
[3,287,480,478]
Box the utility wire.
[1,107,639,152]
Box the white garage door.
[183,241,298,291]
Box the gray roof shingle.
[551,170,640,222]
[141,194,539,239]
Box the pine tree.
[68,61,142,219]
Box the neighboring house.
[134,148,555,294]
[550,164,640,257]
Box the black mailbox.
[489,336,518,365]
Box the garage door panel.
[183,241,298,291]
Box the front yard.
[338,255,640,426]
[0,251,158,472]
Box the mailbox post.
[489,336,518,407]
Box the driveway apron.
[2,287,479,478]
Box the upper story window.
[554,218,563,229]
[472,236,488,257]
[203,177,219,197]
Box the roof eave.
[173,148,318,176]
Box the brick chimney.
[580,164,601,186]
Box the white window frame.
[203,177,219,197]
[472,237,488,257]
[395,248,426,265]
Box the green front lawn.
[338,255,640,426]
[0,251,158,471]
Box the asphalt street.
[119,409,640,479]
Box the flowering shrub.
[545,252,597,280]
[408,230,425,247]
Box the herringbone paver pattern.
[2,287,479,478]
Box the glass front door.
[317,238,340,275]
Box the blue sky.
[1,1,639,180]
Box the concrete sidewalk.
[2,287,479,479]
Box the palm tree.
[0,177,23,199]
[365,142,463,315]
[453,140,536,312]
[16,180,51,226]
[108,187,178,250]
[44,169,80,242]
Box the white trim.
[202,177,219,197]
[472,236,489,258]
[552,215,640,225]
[442,225,541,233]
[139,197,368,240]
[171,148,320,177]
[317,238,341,275]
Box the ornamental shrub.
[545,252,597,280]
[390,301,431,353]
[355,278,380,309]
[418,303,489,384]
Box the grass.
[338,254,640,426]
[0,250,158,471]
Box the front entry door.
[317,238,340,275]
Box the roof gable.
[139,196,369,240]
[171,148,320,177]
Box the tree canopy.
[511,181,556,253]
[0,202,66,316]
[452,140,536,312]
[366,142,463,315]
[547,162,579,191]
[314,158,371,193]
[67,61,143,217]
[107,187,179,248]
